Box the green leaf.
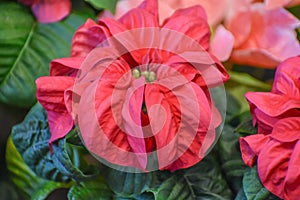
[85,0,118,13]
[6,135,40,198]
[236,166,281,200]
[115,192,155,200]
[12,103,70,182]
[217,125,247,194]
[6,135,71,199]
[52,138,100,182]
[68,176,113,199]
[11,103,99,183]
[0,2,92,107]
[235,118,258,136]
[103,167,158,197]
[31,181,72,200]
[225,71,272,114]
[150,155,233,200]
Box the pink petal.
[36,76,75,143]
[283,140,300,199]
[288,0,300,7]
[230,48,280,68]
[265,7,300,29]
[210,25,234,62]
[271,117,300,142]
[246,92,300,116]
[180,0,229,26]
[229,4,300,68]
[257,140,294,199]
[225,6,252,48]
[30,0,71,23]
[162,6,211,50]
[50,57,84,76]
[265,0,293,9]
[239,134,270,167]
[112,0,143,19]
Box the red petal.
[118,0,159,28]
[272,56,300,97]
[271,117,300,142]
[50,57,84,76]
[137,0,158,20]
[146,81,213,171]
[76,57,148,170]
[239,134,270,167]
[36,76,75,143]
[257,140,294,199]
[246,92,300,117]
[71,19,110,57]
[283,140,300,199]
[162,6,210,50]
[31,0,71,23]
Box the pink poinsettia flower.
[240,56,300,199]
[101,0,229,26]
[212,2,300,67]
[20,0,71,23]
[36,0,229,171]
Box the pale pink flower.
[212,2,300,67]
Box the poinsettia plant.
[1,0,300,199]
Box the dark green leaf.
[12,103,70,182]
[217,125,247,194]
[11,103,99,183]
[31,181,72,200]
[85,0,118,13]
[68,176,113,199]
[52,139,100,182]
[150,155,233,200]
[104,167,157,197]
[235,118,258,136]
[115,192,155,200]
[0,2,92,107]
[6,135,71,199]
[236,166,281,200]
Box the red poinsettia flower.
[240,56,300,199]
[36,0,229,171]
[20,0,71,23]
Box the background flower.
[20,0,71,23]
[211,1,300,67]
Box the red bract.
[20,0,71,23]
[36,0,229,171]
[240,56,300,199]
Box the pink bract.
[264,0,300,9]
[20,0,71,23]
[213,2,300,68]
[240,56,300,199]
[102,0,229,26]
[36,0,229,171]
